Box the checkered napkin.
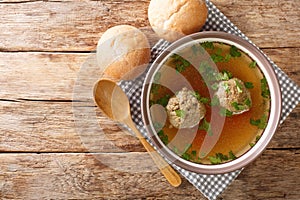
[120,0,300,199]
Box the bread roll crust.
[148,0,208,42]
[96,25,151,81]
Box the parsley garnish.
[211,54,224,63]
[222,82,230,94]
[171,54,191,73]
[193,91,210,104]
[149,100,155,106]
[182,153,191,161]
[224,54,232,62]
[198,61,211,73]
[230,45,242,57]
[201,41,214,50]
[158,130,168,145]
[235,79,243,93]
[198,118,213,136]
[175,110,185,118]
[244,82,254,89]
[191,150,197,157]
[153,72,161,83]
[229,151,237,160]
[151,84,160,94]
[192,91,201,101]
[209,156,222,164]
[261,78,270,98]
[244,98,251,107]
[220,108,233,117]
[153,122,163,132]
[211,96,220,106]
[231,98,251,111]
[222,70,233,80]
[211,82,219,90]
[199,97,209,104]
[191,44,205,55]
[249,61,257,68]
[250,114,268,129]
[249,135,261,147]
[216,70,233,81]
[209,151,237,164]
[155,94,170,107]
[231,101,247,111]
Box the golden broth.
[149,42,270,164]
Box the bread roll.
[148,0,208,42]
[96,25,151,81]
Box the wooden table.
[0,0,299,199]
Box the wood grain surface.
[0,0,299,199]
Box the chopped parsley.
[255,135,261,142]
[171,54,191,73]
[198,118,213,136]
[231,101,247,111]
[235,79,244,93]
[158,130,168,145]
[183,144,192,153]
[249,135,261,147]
[220,108,233,117]
[249,61,257,68]
[224,54,232,62]
[209,156,222,164]
[216,70,233,81]
[261,78,270,98]
[244,82,254,89]
[182,153,191,161]
[250,114,268,129]
[216,153,229,161]
[153,122,163,132]
[191,44,205,55]
[201,41,214,50]
[210,47,232,63]
[230,45,242,57]
[211,82,219,91]
[222,82,230,94]
[244,98,251,107]
[191,150,197,157]
[150,84,160,94]
[211,54,224,63]
[231,98,251,111]
[178,144,195,161]
[198,61,211,73]
[200,97,210,104]
[175,110,185,118]
[192,91,201,101]
[208,151,237,164]
[192,91,209,104]
[153,72,161,83]
[229,151,237,160]
[173,146,179,154]
[155,94,171,107]
[211,96,220,106]
[198,61,219,82]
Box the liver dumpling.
[166,87,206,129]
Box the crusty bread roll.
[96,25,151,81]
[148,0,208,42]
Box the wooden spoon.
[93,79,182,187]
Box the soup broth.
[149,42,270,164]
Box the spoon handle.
[139,137,182,187]
[126,119,182,187]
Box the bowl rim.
[141,31,282,174]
